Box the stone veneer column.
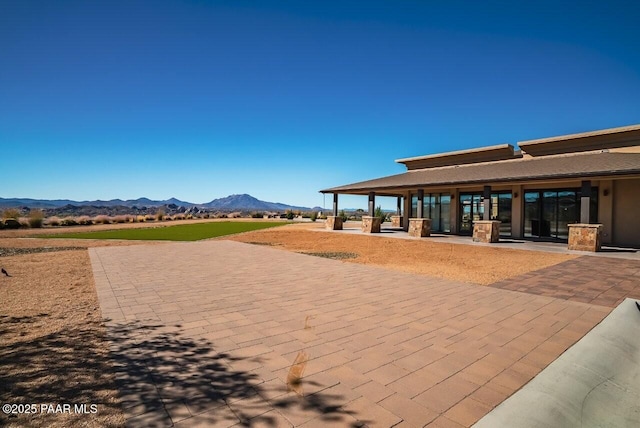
[391,215,403,228]
[568,224,602,252]
[408,218,431,237]
[361,216,381,233]
[325,216,343,230]
[473,220,501,243]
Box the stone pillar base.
[391,215,403,228]
[408,218,431,237]
[361,216,381,233]
[326,216,343,230]
[473,220,501,243]
[568,224,602,252]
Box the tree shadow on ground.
[103,321,368,427]
[0,314,124,427]
[2,315,367,427]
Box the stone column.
[473,220,501,243]
[361,216,381,233]
[408,218,431,237]
[391,196,403,227]
[568,224,602,251]
[325,216,343,230]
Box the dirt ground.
[227,223,576,285]
[0,220,575,427]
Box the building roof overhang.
[320,152,640,196]
[395,143,519,170]
[518,124,640,156]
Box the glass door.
[459,194,473,234]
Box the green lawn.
[37,221,287,241]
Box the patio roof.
[320,151,640,195]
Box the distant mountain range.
[0,194,321,212]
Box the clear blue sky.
[1,0,639,209]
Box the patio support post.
[368,192,375,217]
[396,196,402,216]
[580,181,591,223]
[417,189,424,218]
[333,193,339,217]
[483,186,491,221]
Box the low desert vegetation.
[28,210,45,228]
[2,208,21,220]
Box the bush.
[145,214,155,222]
[2,208,21,220]
[61,217,78,226]
[28,209,45,228]
[3,218,21,229]
[339,209,348,223]
[186,214,194,220]
[137,215,146,223]
[173,213,185,221]
[77,216,93,225]
[374,205,386,223]
[310,212,318,222]
[156,209,165,221]
[94,215,111,225]
[113,215,127,224]
[251,212,264,218]
[286,210,295,220]
[46,216,61,227]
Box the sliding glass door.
[524,189,597,239]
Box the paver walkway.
[490,256,640,308]
[90,241,612,427]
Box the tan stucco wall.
[596,179,613,244]
[612,178,640,248]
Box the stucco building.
[321,124,640,248]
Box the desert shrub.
[186,214,194,219]
[202,213,210,219]
[339,209,348,223]
[61,217,78,226]
[2,208,21,220]
[173,213,185,221]
[46,216,61,227]
[77,216,93,225]
[251,212,264,218]
[145,214,155,222]
[137,215,146,223]
[28,209,45,228]
[113,215,127,224]
[94,215,111,225]
[19,218,30,228]
[310,212,318,222]
[126,215,133,223]
[3,218,21,229]
[156,209,165,221]
[286,210,295,220]
[375,205,387,223]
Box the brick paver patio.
[90,241,615,427]
[490,256,640,308]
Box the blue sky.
[1,0,639,209]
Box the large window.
[459,192,512,236]
[524,188,598,239]
[410,192,451,233]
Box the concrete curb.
[473,298,640,427]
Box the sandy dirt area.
[227,224,576,285]
[0,220,575,427]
